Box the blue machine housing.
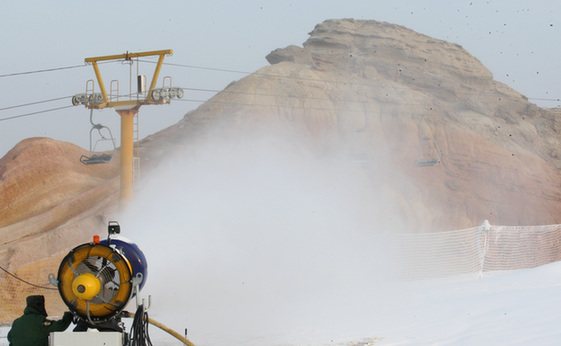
[100,235,148,292]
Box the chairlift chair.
[414,115,442,167]
[80,110,116,165]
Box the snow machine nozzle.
[54,221,148,329]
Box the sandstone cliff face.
[145,19,561,232]
[0,138,119,269]
[1,19,561,306]
[0,138,118,228]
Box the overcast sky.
[0,0,559,158]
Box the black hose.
[128,304,152,346]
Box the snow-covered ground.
[182,262,561,345]
[3,261,561,345]
[4,135,561,345]
[374,262,561,345]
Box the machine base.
[49,331,124,346]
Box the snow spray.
[119,124,403,345]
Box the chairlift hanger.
[80,109,116,165]
[414,114,442,167]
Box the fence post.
[477,220,491,277]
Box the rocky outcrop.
[144,19,561,231]
[2,19,561,319]
[0,138,119,227]
[3,18,561,245]
[0,138,120,268]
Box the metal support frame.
[74,49,181,206]
[117,108,138,203]
[84,50,173,110]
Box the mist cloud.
[120,124,401,344]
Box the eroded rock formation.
[2,19,561,319]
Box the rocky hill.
[2,18,561,319]
[0,138,119,267]
[144,19,561,231]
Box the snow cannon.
[53,221,147,328]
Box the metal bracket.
[48,273,58,287]
[132,272,151,312]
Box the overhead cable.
[153,59,560,102]
[0,96,73,111]
[0,64,86,78]
[527,97,561,102]
[0,264,57,290]
[0,58,558,123]
[139,59,252,75]
[0,60,117,78]
[0,105,75,122]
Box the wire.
[147,59,559,103]
[142,58,377,88]
[0,264,57,290]
[128,304,152,346]
[182,87,221,93]
[175,96,381,113]
[0,81,546,124]
[123,311,195,345]
[139,59,252,75]
[0,57,558,124]
[0,55,558,104]
[0,65,86,78]
[0,83,552,125]
[527,97,561,102]
[0,96,73,111]
[146,58,384,88]
[0,60,118,78]
[0,105,75,122]
[175,85,520,112]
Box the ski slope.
[177,262,561,345]
[2,262,561,345]
[3,135,561,345]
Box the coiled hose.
[123,308,195,346]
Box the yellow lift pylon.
[72,49,184,206]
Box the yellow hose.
[123,311,196,346]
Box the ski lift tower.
[72,50,183,205]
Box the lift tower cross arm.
[84,49,173,109]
